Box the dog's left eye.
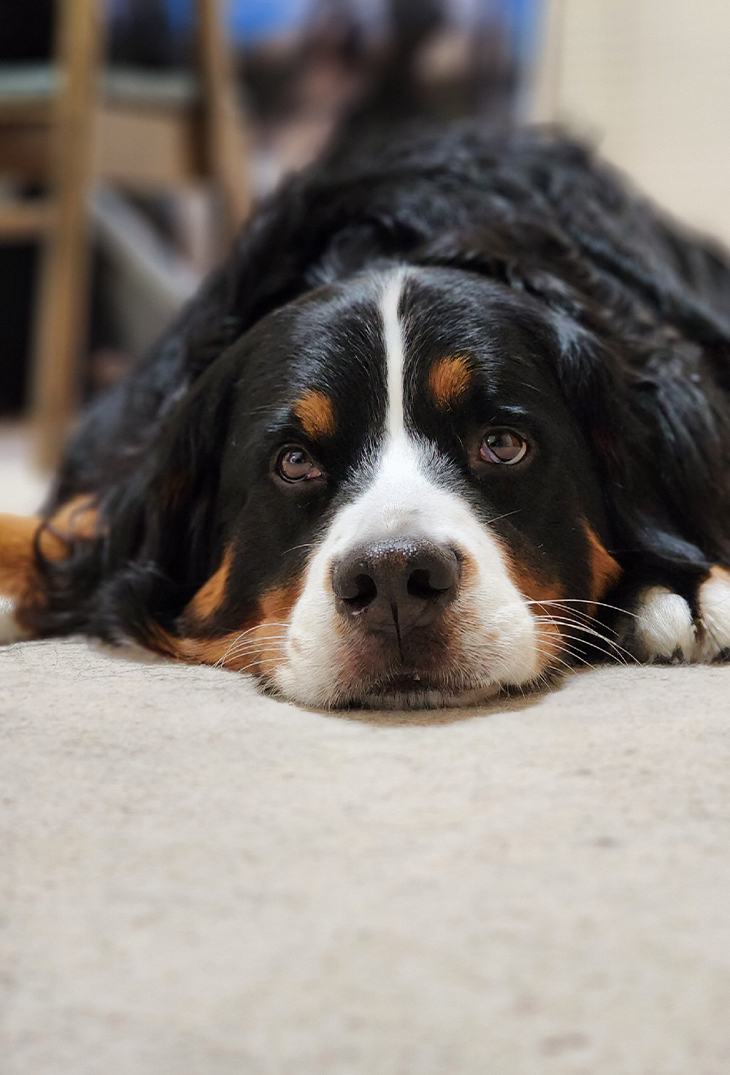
[276,445,324,483]
[480,429,528,465]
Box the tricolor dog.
[3,127,730,708]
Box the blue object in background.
[158,0,314,44]
[154,0,540,51]
[228,0,314,42]
[504,0,540,60]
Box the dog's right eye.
[276,445,324,483]
[479,429,529,465]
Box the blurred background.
[2,0,730,485]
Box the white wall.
[531,0,730,245]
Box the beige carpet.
[2,430,730,1074]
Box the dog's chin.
[346,674,502,711]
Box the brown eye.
[276,445,323,483]
[479,429,528,465]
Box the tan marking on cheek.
[506,553,564,606]
[145,577,305,680]
[585,524,622,606]
[293,389,336,440]
[229,582,303,678]
[504,549,566,675]
[184,546,235,626]
[428,355,472,410]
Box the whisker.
[532,645,579,674]
[217,641,289,667]
[533,635,588,665]
[213,626,291,668]
[487,509,522,526]
[540,626,634,666]
[532,635,589,667]
[524,598,638,620]
[234,654,287,676]
[531,615,635,662]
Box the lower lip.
[355,675,502,711]
[382,674,438,692]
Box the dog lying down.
[3,125,730,709]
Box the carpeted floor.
[2,429,730,1074]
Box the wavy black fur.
[33,124,730,644]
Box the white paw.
[0,595,29,644]
[629,569,730,663]
[631,586,696,662]
[696,568,730,658]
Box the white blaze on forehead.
[380,267,408,442]
[271,267,541,707]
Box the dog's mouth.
[349,672,501,710]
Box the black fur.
[33,124,730,651]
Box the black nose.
[331,540,460,637]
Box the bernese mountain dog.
[3,125,730,708]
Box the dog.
[3,125,730,708]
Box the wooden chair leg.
[30,0,102,470]
[196,0,252,246]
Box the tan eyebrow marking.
[428,355,472,409]
[293,389,336,440]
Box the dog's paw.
[625,568,730,663]
[695,568,730,659]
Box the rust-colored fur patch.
[503,549,565,674]
[184,546,235,626]
[293,389,336,440]
[0,496,99,607]
[584,524,622,606]
[0,514,43,600]
[507,556,564,607]
[46,495,100,543]
[145,579,303,681]
[428,355,472,410]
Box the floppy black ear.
[29,351,241,647]
[549,315,730,574]
[94,351,243,641]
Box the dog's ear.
[27,351,241,647]
[551,315,730,574]
[99,353,241,635]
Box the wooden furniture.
[0,0,251,467]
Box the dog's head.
[99,263,626,708]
